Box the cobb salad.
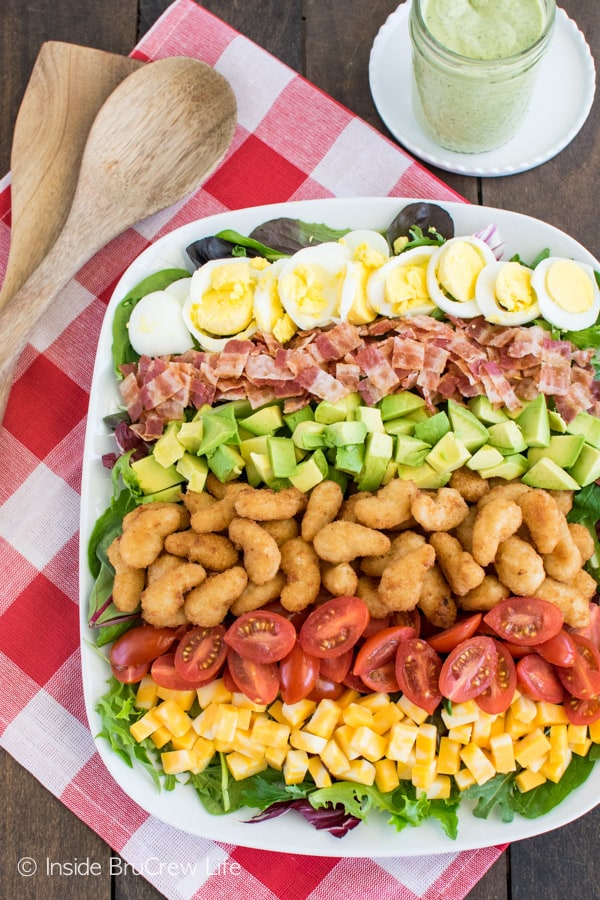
[82,198,600,852]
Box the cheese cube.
[358,692,391,712]
[411,760,437,790]
[454,768,476,791]
[342,703,374,730]
[306,699,342,738]
[283,749,310,785]
[170,728,197,751]
[441,700,479,729]
[333,724,361,760]
[265,745,288,770]
[308,756,332,788]
[150,726,172,749]
[415,723,437,763]
[374,758,400,793]
[321,739,351,776]
[489,733,516,773]
[251,718,291,748]
[504,708,533,740]
[534,701,569,727]
[387,721,419,762]
[161,749,195,775]
[471,713,495,748]
[436,737,461,775]
[156,687,196,710]
[541,749,572,783]
[447,723,472,745]
[290,728,328,754]
[567,723,588,746]
[343,758,376,786]
[489,714,506,740]
[135,675,159,710]
[460,743,496,785]
[514,729,552,769]
[372,703,403,735]
[515,768,546,792]
[589,718,600,743]
[236,707,253,732]
[419,774,451,800]
[227,752,268,780]
[192,736,216,773]
[196,678,232,708]
[337,688,362,708]
[396,748,417,780]
[281,699,317,728]
[192,702,218,738]
[130,709,162,742]
[349,725,388,762]
[570,738,592,757]
[549,724,569,763]
[397,695,429,724]
[511,694,537,724]
[154,699,193,737]
[231,729,266,761]
[212,704,239,743]
[231,692,266,712]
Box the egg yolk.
[190,261,256,336]
[351,242,388,268]
[437,241,485,303]
[347,262,377,325]
[385,262,431,314]
[279,264,342,316]
[545,260,594,314]
[495,262,535,312]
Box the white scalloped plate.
[369,2,596,176]
[80,197,600,856]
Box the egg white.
[128,282,195,356]
[427,236,497,318]
[277,242,350,330]
[366,246,437,319]
[340,229,390,261]
[253,258,297,342]
[530,257,600,331]
[475,260,540,326]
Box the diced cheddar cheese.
[349,726,388,762]
[150,726,172,749]
[387,721,419,762]
[515,768,546,792]
[196,678,232,708]
[504,708,532,740]
[447,723,472,745]
[265,744,288,770]
[154,699,193,737]
[130,709,162,743]
[321,739,351,777]
[436,737,461,775]
[227,752,268,780]
[396,748,417,781]
[372,703,403,735]
[156,687,196,710]
[419,774,451,800]
[161,749,195,775]
[511,694,537,724]
[170,728,198,751]
[411,760,437,790]
[459,743,495,785]
[541,749,572,783]
[374,758,400,793]
[489,733,516,773]
[358,692,391,712]
[333,724,361,760]
[251,718,290,748]
[415,723,437,763]
[290,728,328,755]
[212,704,239,743]
[192,736,216,773]
[342,703,374,730]
[535,701,569,727]
[441,700,479,729]
[396,695,429,724]
[567,723,588,746]
[308,756,332,787]
[589,719,600,743]
[344,758,376,786]
[514,729,552,769]
[306,699,343,738]
[231,729,266,761]
[232,692,267,712]
[135,675,159,710]
[284,749,310,784]
[454,768,476,791]
[281,699,316,728]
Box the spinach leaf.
[512,754,595,819]
[247,217,350,256]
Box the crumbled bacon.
[118,315,598,432]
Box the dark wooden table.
[1,1,598,898]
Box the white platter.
[369,2,596,177]
[80,196,600,856]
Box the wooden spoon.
[0,42,144,307]
[0,55,237,421]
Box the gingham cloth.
[0,1,506,897]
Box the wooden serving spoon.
[0,54,237,421]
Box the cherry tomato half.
[299,596,370,659]
[354,626,416,677]
[438,636,498,703]
[536,629,577,668]
[569,602,600,652]
[320,649,353,683]
[564,694,600,725]
[224,610,296,664]
[279,640,320,705]
[174,625,227,683]
[111,661,150,684]
[395,638,442,715]
[484,596,564,646]
[308,674,346,701]
[359,660,400,693]
[556,634,600,700]
[427,614,482,654]
[516,654,565,704]
[476,641,517,715]
[151,652,212,690]
[226,647,280,705]
[109,625,182,668]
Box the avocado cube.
[384,417,416,437]
[396,462,450,488]
[239,404,284,436]
[207,445,245,483]
[177,419,205,454]
[292,420,326,450]
[131,455,185,495]
[283,404,314,432]
[176,452,209,491]
[326,466,349,493]
[516,395,550,448]
[324,420,368,447]
[153,421,185,468]
[466,444,505,471]
[248,451,273,487]
[548,409,568,434]
[394,435,432,467]
[379,391,426,421]
[267,436,298,478]
[356,431,393,491]
[239,434,270,461]
[527,434,585,469]
[522,457,580,491]
[566,412,600,450]
[447,399,489,452]
[354,405,386,434]
[414,410,451,445]
[335,443,365,475]
[487,421,528,455]
[314,399,347,424]
[467,396,509,425]
[568,443,600,487]
[289,450,329,492]
[426,432,471,474]
[478,454,530,481]
[197,413,239,455]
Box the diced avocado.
[516,395,550,448]
[354,405,386,434]
[522,457,580,490]
[203,402,238,427]
[394,435,432,467]
[407,406,431,423]
[153,421,185,468]
[356,431,394,491]
[314,399,347,425]
[384,417,416,436]
[379,391,426,421]
[177,420,204,454]
[566,412,600,450]
[467,396,509,425]
[239,405,284,436]
[342,392,363,417]
[335,443,365,475]
[289,449,329,492]
[239,434,270,461]
[568,442,600,487]
[292,420,326,450]
[326,466,349,493]
[228,398,254,419]
[487,420,528,455]
[548,409,567,434]
[267,436,298,478]
[504,405,526,420]
[426,432,471,474]
[414,410,451,445]
[283,404,314,431]
[324,420,368,447]
[466,444,505,471]
[176,452,209,491]
[148,485,184,502]
[197,412,239,455]
[397,462,450,488]
[131,455,185,495]
[248,451,290,489]
[382,461,399,485]
[527,434,585,469]
[478,453,529,481]
[447,399,489,452]
[207,445,245,483]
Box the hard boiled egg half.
[277,242,350,330]
[530,257,600,331]
[366,245,437,319]
[339,229,390,325]
[253,258,297,343]
[475,260,540,325]
[127,277,195,356]
[427,236,496,317]
[183,257,264,351]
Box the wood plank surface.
[1,1,598,899]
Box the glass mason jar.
[409,0,556,154]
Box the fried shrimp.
[378,543,436,611]
[353,478,417,530]
[494,535,545,595]
[190,494,239,534]
[410,487,469,532]
[458,575,510,612]
[429,532,485,596]
[542,518,584,583]
[164,530,239,571]
[312,521,390,563]
[320,561,359,597]
[184,566,248,627]
[301,480,344,542]
[141,561,206,628]
[517,489,563,554]
[228,517,281,584]
[119,502,190,568]
[234,486,306,521]
[279,537,321,612]
[449,467,489,503]
[471,497,522,567]
[107,537,145,612]
[418,565,457,628]
[230,572,287,616]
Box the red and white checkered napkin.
[0,0,505,896]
